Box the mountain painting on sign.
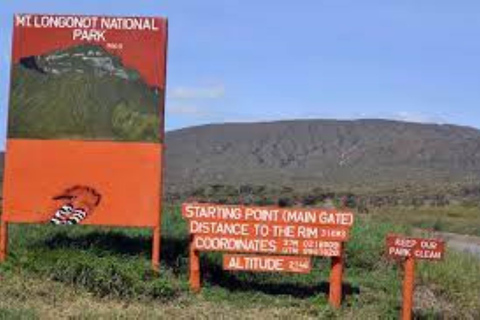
[8,43,162,142]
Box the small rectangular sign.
[182,203,354,227]
[223,254,312,273]
[386,235,445,260]
[188,219,350,241]
[192,234,342,256]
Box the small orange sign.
[386,234,446,320]
[223,254,312,273]
[386,235,445,261]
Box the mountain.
[8,44,162,142]
[164,119,480,193]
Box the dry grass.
[0,273,318,319]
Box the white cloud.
[168,84,225,100]
[393,111,445,124]
[167,104,208,117]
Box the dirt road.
[416,230,480,259]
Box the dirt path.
[416,229,480,259]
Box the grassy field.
[0,205,479,319]
[370,205,480,236]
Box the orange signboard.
[1,14,168,271]
[386,235,445,261]
[3,14,167,228]
[182,203,354,226]
[192,234,342,257]
[223,254,312,273]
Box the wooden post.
[329,243,344,308]
[189,236,201,292]
[151,143,165,272]
[152,226,161,272]
[402,256,415,320]
[0,220,7,262]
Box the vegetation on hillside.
[165,119,480,193]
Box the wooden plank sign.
[193,234,342,256]
[386,235,445,260]
[182,203,354,226]
[188,220,350,241]
[224,254,312,273]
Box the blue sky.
[1,1,480,149]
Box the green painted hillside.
[8,44,163,142]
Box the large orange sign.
[1,14,168,270]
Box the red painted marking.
[223,254,311,273]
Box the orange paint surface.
[3,139,161,227]
[223,254,311,273]
[386,235,445,261]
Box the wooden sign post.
[183,203,354,308]
[386,235,445,320]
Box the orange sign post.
[329,243,344,308]
[182,203,354,308]
[386,235,445,320]
[0,220,7,262]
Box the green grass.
[0,205,478,318]
[370,205,480,236]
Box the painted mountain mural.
[8,44,163,142]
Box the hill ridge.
[164,119,480,193]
